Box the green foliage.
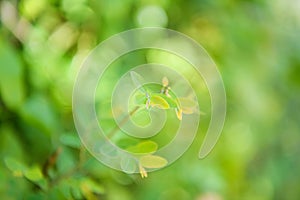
[0,0,300,199]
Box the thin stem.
[106,106,140,139]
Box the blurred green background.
[1,0,300,199]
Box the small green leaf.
[126,140,158,154]
[24,166,48,190]
[24,166,43,182]
[120,155,137,174]
[140,155,168,169]
[56,148,76,174]
[131,108,151,127]
[59,133,81,148]
[152,93,178,108]
[150,94,170,109]
[116,138,139,149]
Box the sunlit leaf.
[150,94,170,109]
[151,93,178,108]
[24,166,43,182]
[24,166,48,190]
[139,155,168,168]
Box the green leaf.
[150,94,170,109]
[120,155,137,174]
[59,133,81,148]
[24,166,48,190]
[24,166,43,182]
[56,147,76,174]
[126,140,158,154]
[131,108,151,127]
[4,157,28,176]
[20,95,57,136]
[116,138,139,149]
[151,93,178,108]
[139,155,168,169]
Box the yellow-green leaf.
[150,95,170,109]
[24,166,44,182]
[151,93,178,108]
[139,155,168,168]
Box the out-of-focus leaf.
[131,108,151,127]
[80,178,105,199]
[0,38,25,110]
[20,95,57,136]
[24,166,43,182]
[120,155,137,174]
[126,140,158,154]
[56,148,76,174]
[139,155,168,169]
[59,133,81,148]
[24,166,48,190]
[4,157,27,177]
